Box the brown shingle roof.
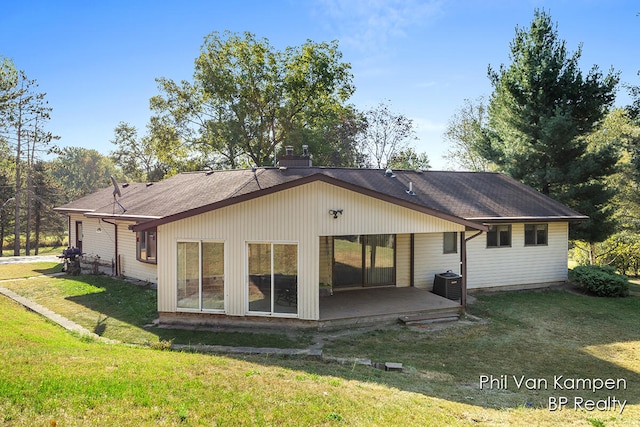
[55,167,587,231]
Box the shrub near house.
[570,265,630,297]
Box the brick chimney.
[278,145,312,167]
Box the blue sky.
[2,0,638,169]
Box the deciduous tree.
[387,147,431,170]
[358,102,417,168]
[110,121,186,182]
[51,147,124,201]
[443,97,493,171]
[151,31,355,168]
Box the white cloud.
[412,116,446,133]
[313,0,443,52]
[414,80,438,89]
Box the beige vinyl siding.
[314,182,466,235]
[466,222,569,289]
[413,233,461,289]
[158,184,321,319]
[395,234,411,287]
[318,236,333,288]
[68,213,82,250]
[69,215,116,263]
[118,226,157,283]
[157,181,465,320]
[66,214,157,283]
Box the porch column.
[461,229,484,308]
[460,231,467,307]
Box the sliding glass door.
[177,241,225,311]
[332,235,395,289]
[247,242,298,315]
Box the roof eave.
[53,207,95,213]
[467,215,589,223]
[84,212,162,221]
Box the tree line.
[110,31,428,181]
[0,59,62,256]
[0,32,426,255]
[2,10,639,271]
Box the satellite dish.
[110,176,126,213]
[111,176,122,198]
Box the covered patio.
[318,286,461,328]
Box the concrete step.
[398,311,460,325]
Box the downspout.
[101,218,118,276]
[460,230,484,308]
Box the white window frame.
[246,240,299,318]
[176,239,225,313]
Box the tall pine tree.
[479,9,619,258]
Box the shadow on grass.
[64,274,308,348]
[226,289,640,413]
[61,273,640,412]
[34,264,64,275]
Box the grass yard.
[1,262,640,425]
[0,295,473,426]
[1,244,65,257]
[0,261,63,279]
[0,263,308,349]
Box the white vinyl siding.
[314,182,466,235]
[466,222,568,289]
[413,233,461,290]
[69,215,114,263]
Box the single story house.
[55,155,587,327]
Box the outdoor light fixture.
[329,209,343,219]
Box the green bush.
[569,265,629,297]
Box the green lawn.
[0,263,308,349]
[0,261,63,279]
[1,262,639,425]
[1,244,65,257]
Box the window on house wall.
[177,241,225,311]
[525,224,548,246]
[487,225,511,248]
[248,242,298,316]
[137,231,157,263]
[443,232,458,254]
